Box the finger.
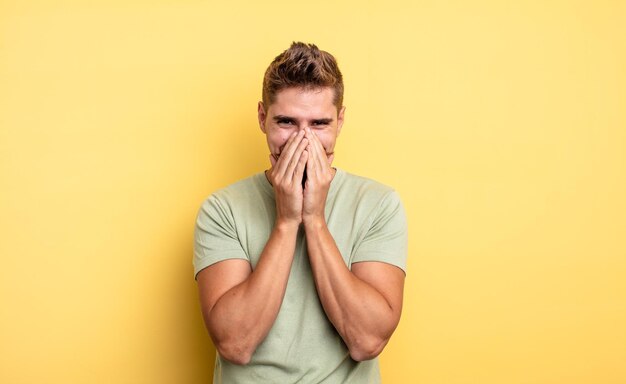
[275,131,297,167]
[313,134,329,171]
[305,129,326,176]
[275,130,305,176]
[282,131,307,179]
[294,149,308,185]
[305,140,319,183]
[309,129,325,160]
[286,137,308,183]
[306,140,315,172]
[269,153,277,169]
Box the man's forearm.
[303,217,402,361]
[207,221,299,364]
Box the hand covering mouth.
[271,150,334,161]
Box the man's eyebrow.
[312,118,334,124]
[273,115,296,121]
[272,116,334,124]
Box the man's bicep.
[197,259,252,316]
[351,261,405,318]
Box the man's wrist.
[302,214,326,230]
[274,218,301,233]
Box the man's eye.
[277,119,293,125]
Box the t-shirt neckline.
[257,167,344,199]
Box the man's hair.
[262,42,344,109]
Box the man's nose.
[297,125,313,132]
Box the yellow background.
[1,1,625,383]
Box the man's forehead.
[269,87,337,116]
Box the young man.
[194,42,407,383]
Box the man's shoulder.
[336,169,399,202]
[210,172,268,200]
[340,170,393,189]
[197,172,270,216]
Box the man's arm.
[197,222,299,365]
[303,222,405,361]
[196,130,309,365]
[302,127,405,361]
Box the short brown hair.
[262,42,344,109]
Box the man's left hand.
[302,127,334,224]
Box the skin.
[196,86,405,365]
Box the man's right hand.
[266,129,309,227]
[198,132,307,363]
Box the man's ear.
[258,101,267,133]
[337,106,346,136]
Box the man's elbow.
[348,336,389,362]
[215,342,254,365]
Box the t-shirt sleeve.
[350,190,408,273]
[193,194,249,279]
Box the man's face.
[258,87,345,162]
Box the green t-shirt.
[194,168,407,384]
